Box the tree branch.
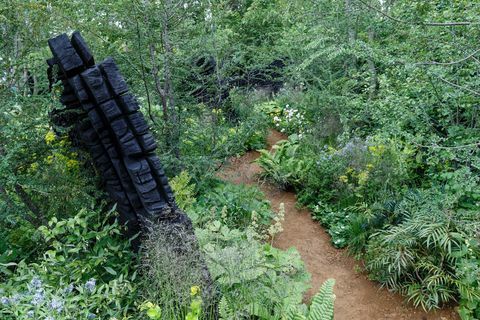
[416,48,480,66]
[355,0,477,27]
[435,75,480,97]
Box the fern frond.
[307,279,335,320]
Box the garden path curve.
[219,130,458,320]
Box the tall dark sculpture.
[47,32,187,234]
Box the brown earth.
[218,130,459,320]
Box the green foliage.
[0,208,139,319]
[197,220,311,319]
[287,279,335,320]
[170,171,197,211]
[311,202,351,248]
[256,136,311,189]
[365,190,480,311]
[5,0,480,317]
[192,180,274,230]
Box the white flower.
[205,8,212,21]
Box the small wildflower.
[30,277,43,290]
[0,296,9,305]
[10,294,20,304]
[87,313,97,319]
[339,175,348,183]
[32,291,45,305]
[45,131,56,145]
[190,286,200,296]
[27,310,34,318]
[85,278,96,293]
[50,297,64,313]
[63,284,74,295]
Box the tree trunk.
[161,0,180,162]
[345,0,357,71]
[13,183,46,227]
[367,28,379,98]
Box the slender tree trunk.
[134,18,156,124]
[345,0,357,71]
[161,0,180,162]
[0,146,45,227]
[148,43,169,124]
[367,28,379,98]
[14,183,46,227]
[9,31,20,89]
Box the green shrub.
[192,181,274,231]
[256,135,312,190]
[196,220,311,319]
[0,207,140,319]
[365,190,480,311]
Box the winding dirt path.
[219,130,458,320]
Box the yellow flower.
[358,171,369,186]
[66,159,79,170]
[369,145,385,156]
[29,162,39,172]
[339,175,348,183]
[45,131,56,145]
[190,285,200,296]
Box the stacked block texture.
[47,32,178,234]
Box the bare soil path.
[219,130,458,320]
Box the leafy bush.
[170,171,198,211]
[311,202,351,248]
[0,207,140,320]
[365,190,480,311]
[256,135,311,190]
[196,220,311,319]
[192,180,274,230]
[255,100,308,136]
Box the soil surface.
[218,130,459,320]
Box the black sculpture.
[47,32,186,234]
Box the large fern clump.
[364,190,480,311]
[256,135,312,190]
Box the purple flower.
[0,296,9,305]
[32,291,45,305]
[30,277,42,290]
[50,297,64,313]
[10,294,20,304]
[85,278,96,293]
[63,284,74,295]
